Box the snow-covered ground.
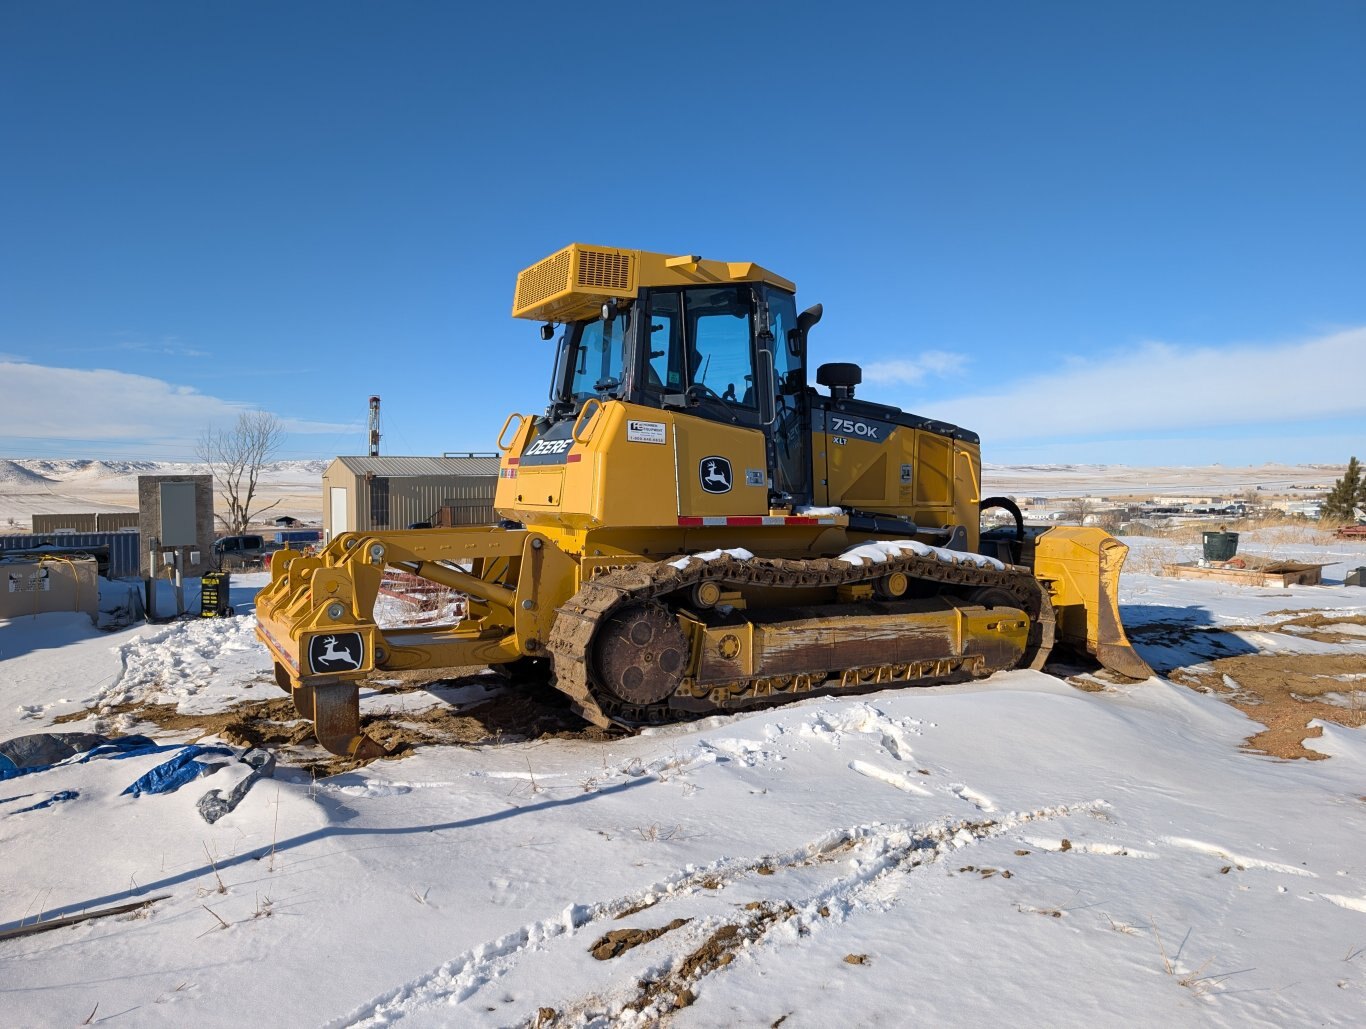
[980,461,1342,498]
[2,535,1365,1027]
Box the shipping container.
[274,529,321,544]
[0,531,142,579]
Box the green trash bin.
[1202,531,1239,562]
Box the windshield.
[564,313,628,402]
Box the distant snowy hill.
[0,459,57,487]
[0,459,332,530]
[5,458,331,483]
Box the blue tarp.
[1,733,270,818]
[197,748,276,823]
[0,732,111,771]
[13,790,79,813]
[0,735,170,782]
[121,745,233,797]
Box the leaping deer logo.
[700,457,732,493]
[317,635,359,668]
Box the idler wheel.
[593,603,687,705]
[967,586,1021,610]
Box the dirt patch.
[626,903,796,1016]
[54,697,314,747]
[1170,653,1366,760]
[49,671,613,776]
[613,899,660,920]
[1066,676,1107,693]
[363,676,608,754]
[590,918,691,961]
[1251,612,1366,645]
[53,696,365,775]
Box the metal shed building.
[321,456,499,540]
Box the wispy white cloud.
[277,416,359,434]
[0,361,356,442]
[913,327,1366,444]
[110,333,209,358]
[52,332,211,359]
[863,350,968,386]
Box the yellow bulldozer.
[256,244,1151,758]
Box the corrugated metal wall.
[363,475,497,530]
[0,532,142,579]
[30,513,139,533]
[97,513,139,531]
[323,471,497,536]
[32,514,99,533]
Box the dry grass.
[1129,516,1335,546]
[1123,542,1181,575]
[1124,517,1344,576]
[1150,921,1247,997]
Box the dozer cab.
[256,244,1151,758]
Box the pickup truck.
[212,534,267,569]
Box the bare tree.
[197,411,286,535]
[1064,496,1096,525]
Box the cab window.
[642,286,758,418]
[686,288,756,409]
[566,313,628,401]
[646,292,682,391]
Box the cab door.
[636,285,810,512]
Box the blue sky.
[2,1,1363,466]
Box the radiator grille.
[576,249,632,291]
[515,249,572,313]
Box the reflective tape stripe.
[677,516,839,527]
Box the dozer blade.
[1032,527,1153,681]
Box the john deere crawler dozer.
[256,244,1151,757]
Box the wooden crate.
[1164,559,1325,587]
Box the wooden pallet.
[1164,559,1326,587]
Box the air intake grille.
[577,249,632,291]
[515,249,572,313]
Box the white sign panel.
[626,420,667,445]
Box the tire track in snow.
[334,801,1101,1027]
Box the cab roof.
[512,243,796,323]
